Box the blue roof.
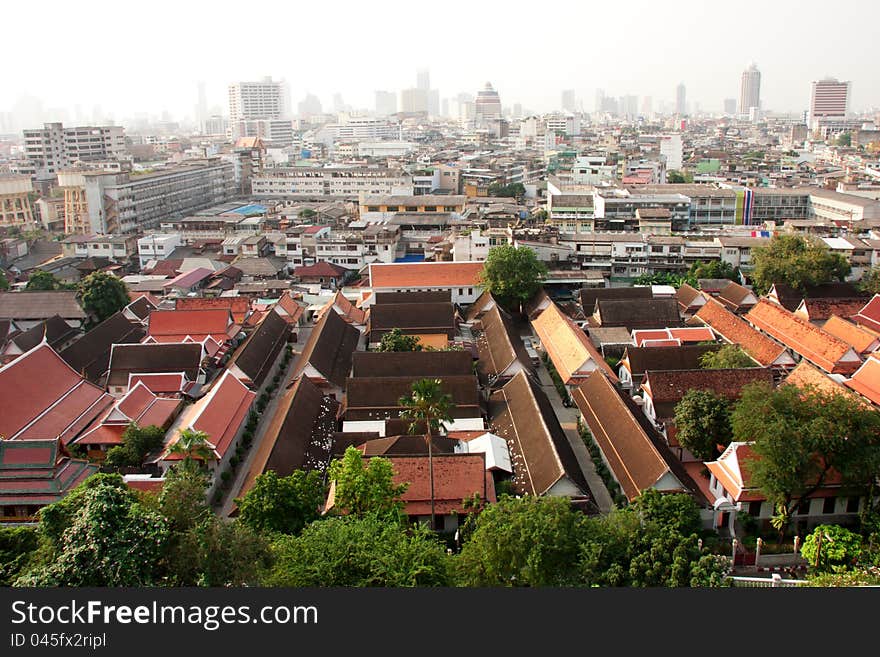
[230,204,267,215]
[394,254,425,263]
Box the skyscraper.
[739,63,761,115]
[228,77,289,125]
[723,98,737,115]
[417,68,430,91]
[475,82,502,126]
[561,89,576,112]
[675,83,686,115]
[809,78,851,129]
[375,91,397,117]
[195,81,208,133]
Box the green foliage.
[732,382,880,528]
[456,495,588,586]
[479,244,548,313]
[104,423,166,469]
[327,446,408,518]
[158,464,212,533]
[807,567,880,587]
[35,473,131,546]
[801,524,863,572]
[632,272,693,289]
[750,233,850,294]
[78,271,130,323]
[236,470,326,536]
[674,389,732,461]
[377,327,423,352]
[169,427,214,465]
[17,480,169,586]
[264,515,451,586]
[630,488,703,537]
[487,182,526,198]
[398,378,454,437]
[666,170,688,183]
[25,269,62,291]
[689,259,737,282]
[835,132,852,147]
[699,344,755,369]
[858,266,880,295]
[0,526,38,586]
[299,208,317,218]
[0,270,9,291]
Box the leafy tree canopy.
[674,389,733,461]
[236,470,326,536]
[377,328,422,352]
[858,266,880,295]
[25,269,63,291]
[78,271,130,323]
[750,233,850,294]
[689,259,737,282]
[487,182,526,198]
[0,270,9,291]
[104,423,166,469]
[479,244,547,313]
[699,344,755,369]
[326,446,407,519]
[0,526,38,586]
[801,524,862,572]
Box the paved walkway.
[535,363,615,514]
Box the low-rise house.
[0,438,99,523]
[474,305,534,386]
[631,326,715,347]
[293,261,349,289]
[851,294,880,333]
[767,282,867,313]
[617,343,722,392]
[292,305,361,399]
[106,342,205,397]
[1,315,80,364]
[843,354,880,407]
[315,290,366,327]
[674,283,707,316]
[146,309,239,346]
[590,298,682,330]
[746,299,862,375]
[688,297,796,370]
[366,302,456,348]
[0,291,88,330]
[488,371,595,507]
[579,286,652,316]
[59,311,145,384]
[162,267,215,297]
[368,261,484,306]
[715,281,758,314]
[225,309,291,389]
[122,295,158,323]
[793,297,869,325]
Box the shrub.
[220,470,232,482]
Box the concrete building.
[475,82,502,127]
[228,77,290,139]
[675,83,687,115]
[251,167,413,198]
[723,98,737,115]
[57,159,235,234]
[399,88,428,114]
[739,63,761,116]
[375,91,397,117]
[561,89,576,112]
[137,233,183,268]
[809,78,851,131]
[660,133,683,170]
[323,117,400,142]
[0,176,36,228]
[22,122,126,180]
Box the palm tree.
[169,428,215,467]
[398,378,455,531]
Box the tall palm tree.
[399,378,454,531]
[169,428,214,467]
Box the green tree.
[479,244,548,313]
[169,428,215,466]
[104,422,166,469]
[236,470,325,535]
[399,378,455,530]
[807,567,880,586]
[17,479,169,586]
[732,382,880,536]
[0,270,9,291]
[689,259,737,282]
[264,515,451,586]
[674,389,733,461]
[376,327,423,352]
[25,269,62,291]
[801,524,863,572]
[699,344,755,369]
[326,446,408,518]
[158,464,212,533]
[78,271,130,323]
[632,272,693,288]
[0,526,38,586]
[488,182,526,198]
[630,488,703,537]
[299,208,316,219]
[666,170,687,183]
[858,266,880,295]
[750,233,850,294]
[836,132,852,147]
[455,495,588,586]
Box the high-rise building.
[739,63,761,115]
[228,77,290,125]
[660,133,683,171]
[675,83,687,115]
[595,89,605,114]
[809,77,851,129]
[475,82,502,126]
[375,91,398,117]
[22,122,127,180]
[399,88,428,114]
[417,69,430,91]
[297,93,324,118]
[195,81,208,133]
[561,89,576,112]
[641,96,653,118]
[723,98,737,115]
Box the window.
[846,496,860,513]
[797,501,810,515]
[367,206,379,212]
[458,288,463,296]
[748,501,761,517]
[822,497,836,514]
[468,288,473,295]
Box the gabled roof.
[821,315,880,355]
[464,290,497,323]
[632,327,715,346]
[783,360,866,405]
[350,350,473,378]
[6,315,79,355]
[488,371,593,501]
[175,296,250,324]
[367,302,455,336]
[768,282,866,312]
[691,297,793,367]
[794,297,869,323]
[851,294,880,334]
[226,309,290,388]
[0,291,87,321]
[59,312,145,383]
[674,284,707,312]
[621,343,722,377]
[237,375,340,500]
[76,382,180,446]
[844,355,880,407]
[344,375,481,421]
[147,309,235,342]
[572,371,685,502]
[746,299,862,374]
[532,301,618,385]
[294,304,360,387]
[294,261,349,278]
[358,434,458,457]
[642,367,774,411]
[124,295,158,321]
[274,292,305,325]
[716,282,758,312]
[374,290,452,305]
[579,286,652,316]
[704,442,763,503]
[0,438,98,509]
[107,342,203,387]
[382,454,495,516]
[593,298,682,330]
[163,267,214,290]
[369,261,483,289]
[475,305,534,381]
[319,291,366,325]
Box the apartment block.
[0,176,36,227]
[252,167,413,198]
[22,122,126,180]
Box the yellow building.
[0,176,35,228]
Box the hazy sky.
[3,0,879,124]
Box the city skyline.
[2,0,880,128]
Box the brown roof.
[674,284,706,313]
[125,295,158,321]
[691,297,792,367]
[358,434,458,456]
[746,299,861,374]
[572,371,681,502]
[367,302,455,338]
[59,312,145,383]
[227,309,290,388]
[350,350,473,378]
[8,315,80,354]
[488,371,593,502]
[344,375,481,421]
[237,375,340,500]
[294,305,360,387]
[820,315,880,354]
[464,290,497,322]
[768,282,866,312]
[783,360,866,405]
[594,298,682,330]
[475,305,534,381]
[107,342,203,387]
[580,286,652,315]
[642,367,774,420]
[621,343,722,377]
[0,291,87,321]
[851,295,880,333]
[794,298,869,323]
[373,290,452,305]
[716,282,758,312]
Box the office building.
[475,82,502,126]
[251,166,413,198]
[675,83,687,115]
[739,64,761,116]
[228,77,290,129]
[399,88,429,114]
[375,91,398,116]
[660,133,683,170]
[22,122,127,180]
[561,89,576,112]
[809,78,851,130]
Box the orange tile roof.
[794,298,868,323]
[383,454,496,516]
[175,297,250,324]
[531,301,618,385]
[844,355,880,406]
[821,315,880,354]
[147,309,235,343]
[852,294,880,333]
[632,327,714,346]
[369,261,483,289]
[704,443,763,502]
[692,297,792,367]
[783,360,867,406]
[746,299,861,374]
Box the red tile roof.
[844,355,880,406]
[821,315,880,355]
[0,439,98,510]
[294,261,348,278]
[163,267,214,290]
[704,442,763,503]
[746,299,861,374]
[852,294,880,333]
[175,297,250,324]
[147,309,236,343]
[783,360,867,406]
[794,298,868,323]
[691,297,792,367]
[632,327,715,346]
[369,261,483,289]
[128,373,189,395]
[383,453,496,516]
